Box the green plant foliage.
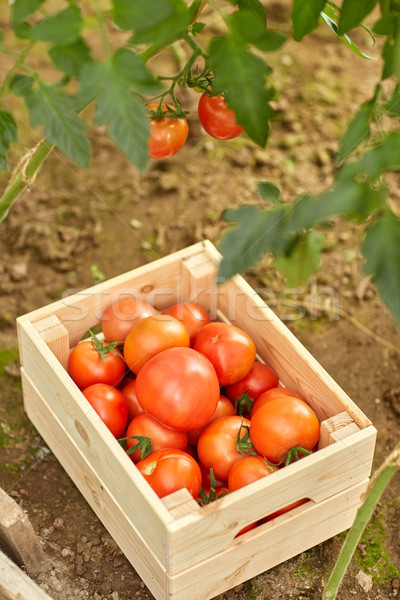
[337,0,378,35]
[0,110,17,170]
[291,0,326,41]
[30,7,83,45]
[272,231,325,287]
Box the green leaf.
[338,0,377,35]
[381,25,400,79]
[9,74,34,96]
[319,12,376,59]
[25,83,91,167]
[79,56,150,172]
[12,22,32,40]
[385,82,400,116]
[49,38,93,77]
[291,0,326,41]
[230,11,286,51]
[31,7,83,45]
[237,0,266,25]
[113,0,190,45]
[112,48,163,95]
[257,181,281,203]
[337,99,374,160]
[272,231,325,286]
[373,14,396,35]
[0,29,4,45]
[11,0,44,25]
[209,35,273,146]
[0,110,18,170]
[218,205,288,280]
[359,132,400,178]
[362,210,400,322]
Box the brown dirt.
[1,3,400,600]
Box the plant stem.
[94,0,111,58]
[0,139,54,223]
[322,441,400,599]
[0,40,36,98]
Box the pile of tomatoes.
[147,92,244,159]
[68,296,320,528]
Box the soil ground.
[1,3,400,600]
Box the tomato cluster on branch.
[67,296,320,528]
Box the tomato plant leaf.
[30,7,83,45]
[49,39,93,78]
[230,11,286,51]
[362,210,400,322]
[236,0,266,25]
[381,26,400,79]
[319,11,376,59]
[209,35,273,146]
[337,99,375,160]
[11,0,44,25]
[9,74,34,96]
[257,181,281,204]
[113,0,190,45]
[272,231,325,287]
[291,0,326,41]
[337,0,378,35]
[25,82,91,167]
[112,48,163,95]
[359,132,400,179]
[0,110,18,170]
[218,205,288,280]
[385,82,400,116]
[79,55,150,173]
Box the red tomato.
[264,498,308,522]
[136,347,220,431]
[193,322,256,386]
[198,93,244,140]
[82,383,128,437]
[101,297,157,343]
[123,314,190,374]
[68,336,126,390]
[224,361,280,415]
[197,415,254,481]
[136,448,202,499]
[187,394,236,446]
[147,103,188,159]
[228,456,278,492]
[125,413,188,463]
[251,387,302,416]
[162,302,211,345]
[250,396,320,464]
[120,379,144,422]
[199,465,226,490]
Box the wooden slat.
[165,425,376,574]
[0,487,47,575]
[18,323,173,566]
[318,411,360,449]
[166,479,368,600]
[0,550,53,600]
[21,370,166,600]
[181,252,218,318]
[32,315,70,371]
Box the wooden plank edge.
[21,370,167,600]
[0,549,52,600]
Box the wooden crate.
[17,240,376,600]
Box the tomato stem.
[89,329,124,362]
[120,435,153,460]
[236,421,258,457]
[234,390,254,416]
[198,467,230,505]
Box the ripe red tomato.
[198,93,244,140]
[147,103,188,159]
[250,396,320,464]
[228,456,277,492]
[135,347,220,431]
[120,379,144,422]
[197,415,254,481]
[251,387,302,416]
[162,302,211,345]
[263,498,308,522]
[125,413,188,463]
[68,336,126,390]
[187,394,236,446]
[101,297,157,343]
[82,383,128,437]
[224,361,279,415]
[136,448,202,499]
[194,322,256,386]
[123,314,190,374]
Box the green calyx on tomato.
[234,390,254,416]
[119,434,153,460]
[236,421,257,457]
[89,329,123,362]
[198,467,230,506]
[272,445,312,468]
